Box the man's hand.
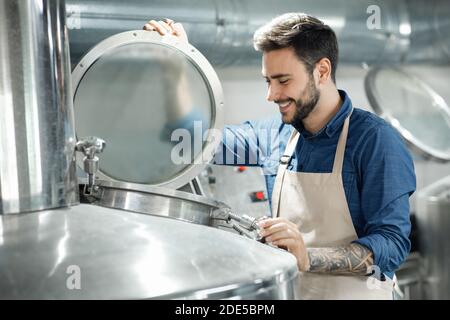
[258,217,374,275]
[143,19,189,44]
[258,217,310,272]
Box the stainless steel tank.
[69,28,298,299]
[0,203,297,299]
[416,175,450,299]
[0,0,78,214]
[365,65,450,300]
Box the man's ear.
[316,58,332,84]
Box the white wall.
[216,64,450,213]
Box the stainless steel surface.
[72,30,224,189]
[365,67,450,162]
[0,203,298,299]
[416,175,450,299]
[0,0,78,215]
[395,252,423,300]
[177,177,206,196]
[66,0,450,67]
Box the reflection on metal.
[0,204,297,299]
[365,67,450,162]
[66,0,450,67]
[0,0,78,215]
[416,175,450,299]
[72,30,224,189]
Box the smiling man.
[145,13,416,300]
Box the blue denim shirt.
[212,90,416,278]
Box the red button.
[255,191,264,200]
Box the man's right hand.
[143,19,188,44]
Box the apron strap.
[271,129,299,217]
[332,109,353,174]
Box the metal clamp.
[211,202,263,241]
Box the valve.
[75,136,106,195]
[211,202,263,241]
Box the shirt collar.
[296,89,353,139]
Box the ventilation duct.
[66,0,450,67]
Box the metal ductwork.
[66,0,450,68]
[0,0,78,215]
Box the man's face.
[262,47,320,127]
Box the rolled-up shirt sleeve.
[352,123,416,274]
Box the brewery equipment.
[0,0,298,299]
[365,66,450,299]
[416,176,450,299]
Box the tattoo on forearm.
[307,243,374,275]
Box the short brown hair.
[253,13,339,83]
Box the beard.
[287,76,320,130]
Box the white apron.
[271,112,394,300]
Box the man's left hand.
[257,217,310,271]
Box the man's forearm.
[307,243,373,275]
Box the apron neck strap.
[332,108,353,174]
[272,131,299,217]
[280,129,300,166]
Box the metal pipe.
[406,0,450,63]
[0,0,78,215]
[66,0,450,67]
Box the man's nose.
[266,84,280,102]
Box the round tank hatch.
[365,67,450,162]
[72,31,224,188]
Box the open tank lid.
[365,66,450,162]
[72,30,224,189]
